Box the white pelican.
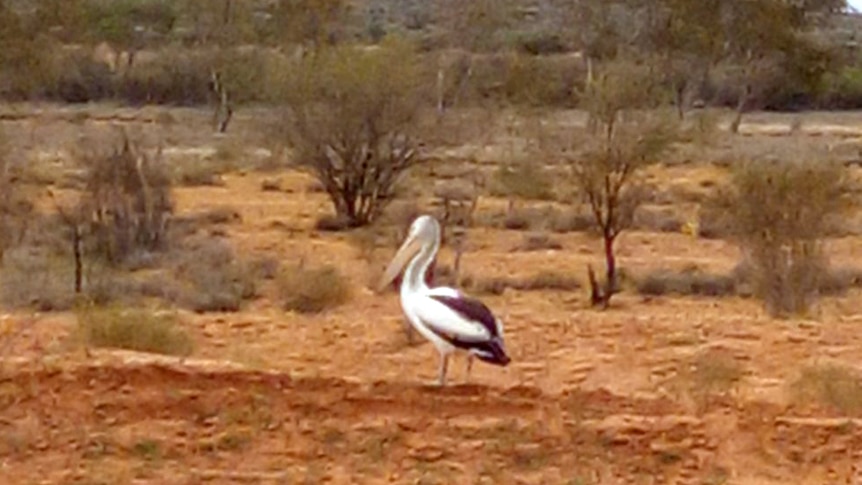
[378,215,511,386]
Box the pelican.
[378,215,511,386]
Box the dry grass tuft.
[689,350,745,395]
[668,349,745,410]
[791,363,862,414]
[278,263,351,313]
[512,232,563,252]
[75,305,193,356]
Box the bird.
[377,214,511,386]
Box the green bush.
[76,304,193,356]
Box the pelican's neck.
[400,237,438,296]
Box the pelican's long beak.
[377,234,422,293]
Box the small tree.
[275,39,426,227]
[719,154,847,317]
[569,60,677,308]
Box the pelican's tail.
[470,337,511,366]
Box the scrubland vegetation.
[0,0,859,368]
[2,1,862,483]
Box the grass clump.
[792,364,862,414]
[278,263,351,313]
[636,267,736,297]
[512,232,563,252]
[75,305,193,357]
[173,238,258,313]
[514,271,581,291]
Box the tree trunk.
[674,81,686,120]
[730,83,751,135]
[72,225,82,294]
[602,233,616,309]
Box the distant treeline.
[1,0,862,111]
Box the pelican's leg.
[437,354,449,386]
[466,354,474,383]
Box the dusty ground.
[2,104,862,484]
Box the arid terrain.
[2,104,862,484]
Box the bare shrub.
[75,304,193,357]
[76,132,173,266]
[719,155,847,317]
[273,39,427,227]
[792,363,862,415]
[278,263,350,313]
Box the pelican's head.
[377,215,440,292]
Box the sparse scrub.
[273,39,426,226]
[75,304,193,356]
[513,271,580,291]
[0,129,34,262]
[548,208,594,234]
[278,263,351,313]
[636,268,736,297]
[512,232,563,252]
[502,207,536,231]
[567,60,678,308]
[173,238,258,313]
[718,154,848,317]
[632,206,683,233]
[491,160,555,201]
[465,271,580,294]
[76,132,173,266]
[174,159,226,187]
[0,247,76,311]
[792,363,862,415]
